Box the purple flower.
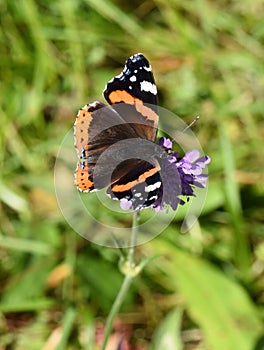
[120,198,133,210]
[151,141,210,212]
[159,137,173,150]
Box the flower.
[152,138,210,212]
[159,136,173,150]
[120,198,133,211]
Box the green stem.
[128,210,139,267]
[100,211,139,350]
[100,274,133,350]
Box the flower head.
[151,139,210,212]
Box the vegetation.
[0,1,264,349]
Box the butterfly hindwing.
[74,101,142,191]
[107,159,161,209]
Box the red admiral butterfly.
[74,53,164,210]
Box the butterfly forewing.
[104,53,159,142]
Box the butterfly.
[74,53,164,210]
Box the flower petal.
[120,198,133,210]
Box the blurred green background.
[1,1,264,349]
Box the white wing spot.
[143,65,152,72]
[134,193,142,198]
[129,86,132,90]
[145,181,161,192]
[130,75,137,82]
[140,81,157,95]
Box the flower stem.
[100,211,139,350]
[128,210,139,267]
[100,274,133,350]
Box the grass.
[0,0,264,349]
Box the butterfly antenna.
[182,116,200,133]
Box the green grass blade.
[151,308,183,350]
[218,121,251,276]
[56,308,76,350]
[0,235,54,255]
[84,0,141,34]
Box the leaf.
[0,182,29,214]
[0,235,54,255]
[0,299,54,312]
[151,308,183,350]
[150,240,262,350]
